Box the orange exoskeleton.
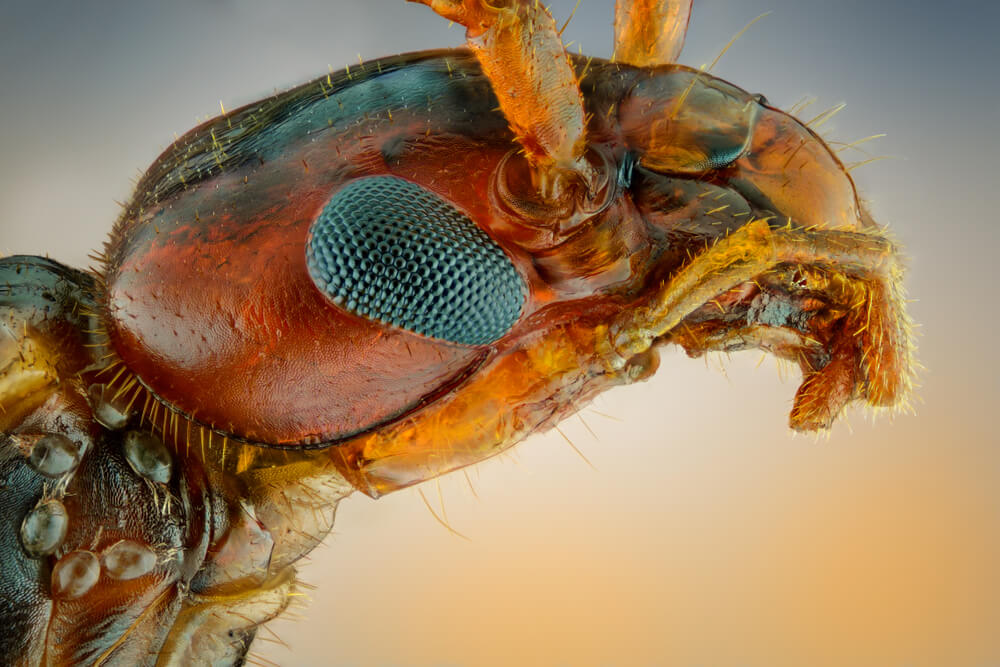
[0,0,913,663]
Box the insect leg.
[408,0,598,204]
[613,0,692,66]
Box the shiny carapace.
[0,0,912,663]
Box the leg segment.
[409,0,597,201]
[614,0,692,66]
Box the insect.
[0,0,914,664]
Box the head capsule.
[101,51,906,497]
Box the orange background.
[1,1,996,665]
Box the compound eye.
[306,177,526,346]
[620,71,759,174]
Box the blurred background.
[1,1,997,665]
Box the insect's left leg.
[614,0,692,66]
[409,0,598,204]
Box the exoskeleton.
[0,0,913,663]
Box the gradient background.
[1,1,997,665]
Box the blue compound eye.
[306,176,526,346]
